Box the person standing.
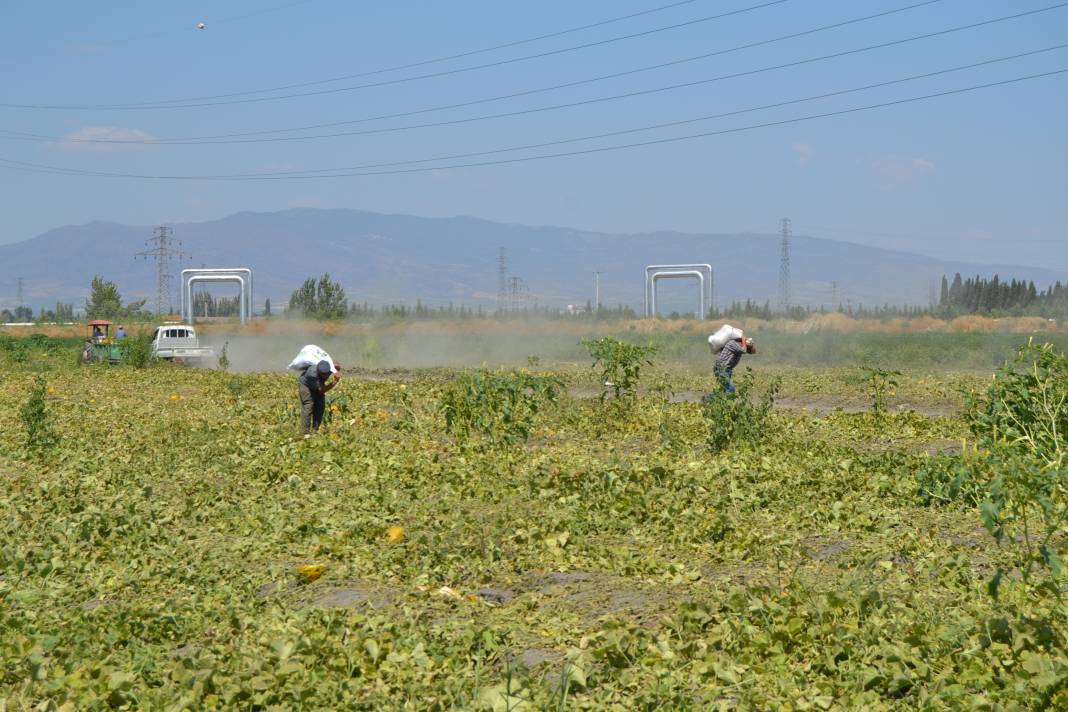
[299,360,340,432]
[713,335,756,395]
[116,325,127,339]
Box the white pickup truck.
[151,324,215,364]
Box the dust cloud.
[191,316,1067,375]
[195,319,614,374]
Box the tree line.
[1,303,75,324]
[8,272,1066,324]
[286,273,639,321]
[938,273,1068,317]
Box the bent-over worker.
[714,334,756,395]
[299,359,340,432]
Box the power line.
[0,0,807,110]
[109,0,717,92]
[8,47,1060,179]
[266,45,1068,174]
[10,10,1065,148]
[2,68,1064,181]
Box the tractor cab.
[88,319,112,344]
[82,320,124,364]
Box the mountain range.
[2,208,1065,314]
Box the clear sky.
[2,0,1066,269]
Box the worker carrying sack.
[287,344,337,374]
[707,324,744,354]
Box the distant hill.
[2,208,1065,314]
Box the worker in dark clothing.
[299,360,340,432]
[713,335,756,396]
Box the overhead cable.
[202,45,1068,174]
[0,0,815,110]
[164,0,718,97]
[5,7,1062,146]
[1,68,1062,180]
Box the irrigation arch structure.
[181,268,253,324]
[644,264,713,320]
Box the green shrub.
[701,368,780,453]
[120,334,155,369]
[860,366,901,416]
[581,337,657,401]
[217,341,231,372]
[966,340,1067,469]
[20,375,57,456]
[965,342,1068,599]
[439,369,561,449]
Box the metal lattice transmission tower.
[778,218,792,313]
[17,277,24,306]
[135,226,188,316]
[496,247,508,314]
[509,276,526,312]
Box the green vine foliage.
[9,332,1068,707]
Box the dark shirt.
[299,365,328,394]
[715,339,745,370]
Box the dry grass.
[2,313,1063,340]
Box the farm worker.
[299,359,341,432]
[116,325,127,339]
[92,325,103,342]
[713,334,756,395]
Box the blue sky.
[2,0,1066,269]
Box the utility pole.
[16,277,23,307]
[831,281,838,311]
[778,218,792,313]
[496,247,507,314]
[593,271,602,312]
[135,226,188,317]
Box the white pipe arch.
[651,270,706,319]
[644,264,713,320]
[181,268,253,323]
[182,273,249,324]
[181,268,252,321]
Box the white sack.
[707,324,743,354]
[287,344,337,373]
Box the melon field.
[2,329,1067,710]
